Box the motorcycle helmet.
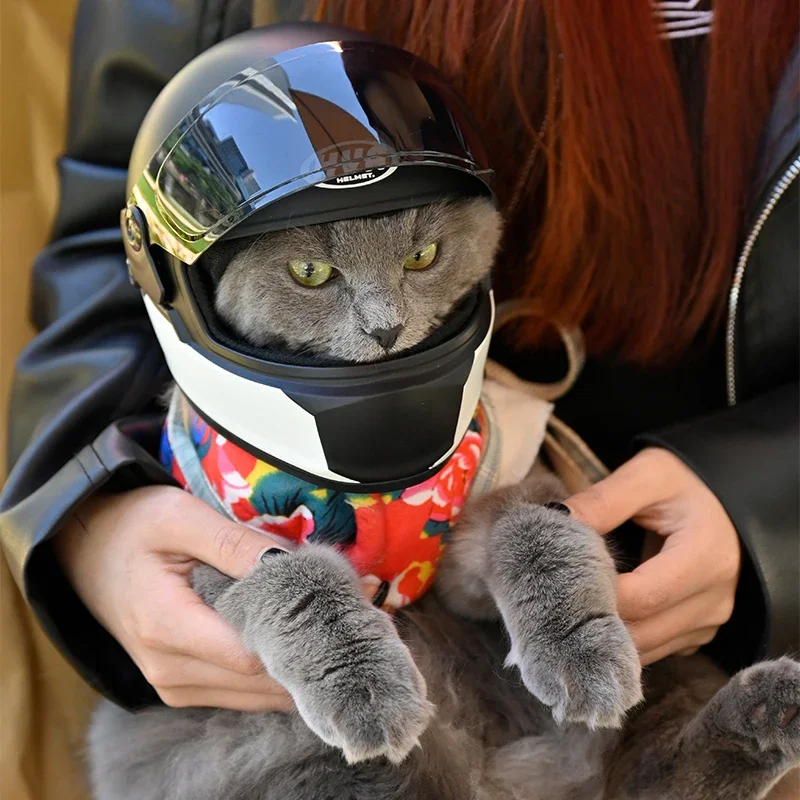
[123,21,496,491]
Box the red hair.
[312,1,797,363]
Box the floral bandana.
[161,394,486,610]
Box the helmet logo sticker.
[316,165,398,189]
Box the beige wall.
[0,0,78,479]
[0,6,98,800]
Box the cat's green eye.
[403,242,438,271]
[288,260,334,287]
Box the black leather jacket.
[1,0,797,710]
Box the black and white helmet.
[123,21,496,491]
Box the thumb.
[162,492,293,579]
[563,451,664,535]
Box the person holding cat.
[1,0,797,728]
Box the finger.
[141,652,289,696]
[360,575,382,602]
[615,535,719,621]
[159,498,293,579]
[639,627,718,666]
[564,450,677,535]
[159,686,296,712]
[625,589,731,653]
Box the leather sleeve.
[0,0,254,709]
[639,381,800,674]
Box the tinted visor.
[132,41,492,264]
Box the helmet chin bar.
[143,291,494,491]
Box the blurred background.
[1,0,78,479]
[1,6,97,800]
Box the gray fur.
[214,197,502,361]
[87,199,800,799]
[88,548,800,800]
[212,546,434,765]
[435,468,642,729]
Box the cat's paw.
[296,637,435,764]
[509,614,643,729]
[487,503,643,729]
[215,544,434,764]
[711,657,800,765]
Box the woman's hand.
[564,448,741,666]
[56,486,298,711]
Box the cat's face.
[213,197,502,362]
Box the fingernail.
[258,546,289,564]
[544,501,571,516]
[371,581,390,609]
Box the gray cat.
[88,197,800,800]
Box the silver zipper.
[726,155,800,407]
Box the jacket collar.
[749,40,800,220]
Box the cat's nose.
[367,324,403,350]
